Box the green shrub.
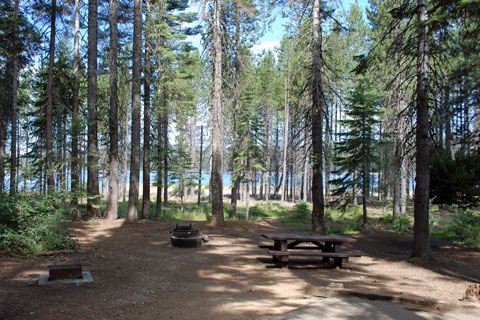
[431,211,480,246]
[0,193,78,256]
[450,211,480,245]
[326,225,361,234]
[430,148,480,207]
[281,202,311,224]
[382,214,413,231]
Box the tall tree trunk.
[127,0,142,221]
[9,0,20,194]
[197,125,203,205]
[71,0,80,206]
[311,0,326,235]
[100,147,108,198]
[105,0,119,220]
[229,1,242,218]
[273,111,279,199]
[162,94,168,207]
[155,118,162,219]
[303,149,308,202]
[281,70,290,202]
[142,3,151,219]
[155,61,163,219]
[0,117,5,192]
[87,0,100,218]
[413,0,431,260]
[400,157,407,215]
[46,0,56,192]
[189,117,197,197]
[122,111,129,203]
[210,0,224,226]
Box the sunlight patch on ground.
[71,219,126,246]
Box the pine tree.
[106,0,119,220]
[331,79,381,226]
[210,0,225,226]
[311,0,326,234]
[126,0,142,221]
[412,0,431,260]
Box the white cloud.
[251,40,280,55]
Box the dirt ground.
[1,218,479,320]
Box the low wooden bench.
[268,250,360,268]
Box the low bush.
[449,211,480,245]
[381,213,413,231]
[431,211,480,246]
[281,202,311,224]
[0,193,78,256]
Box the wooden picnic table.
[260,233,360,268]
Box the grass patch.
[154,202,212,221]
[326,225,361,234]
[431,210,480,246]
[236,202,287,221]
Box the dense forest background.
[1,0,479,260]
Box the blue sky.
[186,0,369,53]
[251,0,369,54]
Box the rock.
[202,235,209,242]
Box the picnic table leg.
[279,255,288,268]
[322,241,335,263]
[272,240,289,267]
[333,257,343,268]
[273,240,288,251]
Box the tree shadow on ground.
[1,218,478,320]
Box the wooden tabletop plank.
[261,233,357,243]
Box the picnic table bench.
[260,233,360,268]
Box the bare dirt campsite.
[2,0,480,319]
[1,217,480,320]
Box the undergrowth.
[431,210,480,246]
[0,193,78,256]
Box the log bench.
[268,250,360,268]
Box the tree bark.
[71,0,80,206]
[281,71,290,202]
[189,117,197,197]
[311,0,326,235]
[127,0,142,221]
[155,118,163,219]
[413,0,431,260]
[229,1,242,218]
[197,125,203,205]
[87,0,100,218]
[142,2,152,219]
[122,111,129,203]
[210,0,224,226]
[9,0,20,194]
[106,0,119,220]
[155,57,163,219]
[101,147,108,198]
[46,0,56,192]
[162,92,168,207]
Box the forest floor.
[1,216,480,319]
